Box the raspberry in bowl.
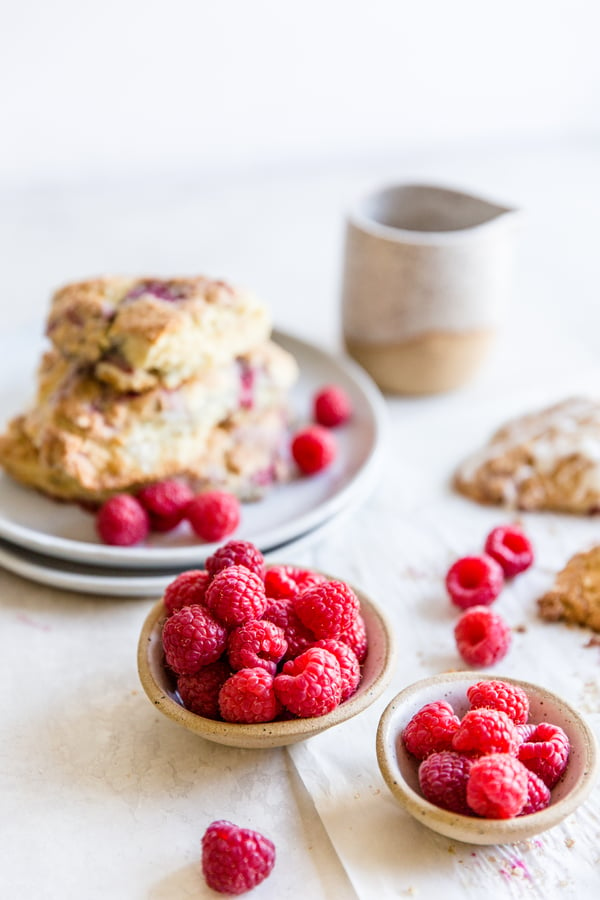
[376,672,597,844]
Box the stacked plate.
[0,331,387,597]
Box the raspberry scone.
[46,275,271,391]
[454,398,600,514]
[537,544,600,632]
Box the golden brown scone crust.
[538,545,600,632]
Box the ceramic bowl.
[138,576,395,749]
[376,672,598,844]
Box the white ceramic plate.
[0,329,386,570]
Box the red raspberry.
[452,708,520,756]
[177,659,230,718]
[264,566,299,600]
[519,769,551,816]
[206,540,266,580]
[466,753,529,818]
[274,647,342,717]
[445,555,504,609]
[201,820,275,895]
[484,524,534,577]
[516,723,538,744]
[185,491,240,543]
[162,605,227,675]
[312,639,361,701]
[286,567,327,591]
[339,612,368,663]
[467,680,529,725]
[218,667,280,723]
[163,569,210,615]
[293,580,359,639]
[96,494,149,546]
[403,700,461,760]
[313,385,352,427]
[454,605,511,667]
[262,597,316,660]
[227,620,287,675]
[418,751,473,815]
[291,425,336,475]
[517,722,570,788]
[137,479,194,532]
[205,565,267,627]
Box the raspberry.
[516,723,538,744]
[264,567,299,600]
[162,605,227,675]
[484,525,534,577]
[274,647,342,717]
[293,580,359,639]
[177,659,230,718]
[403,700,461,760]
[517,722,570,788]
[286,567,327,592]
[452,708,520,756]
[454,605,511,667]
[519,769,551,816]
[218,668,280,724]
[291,425,337,475]
[466,753,529,818]
[313,385,352,427]
[312,639,361,701]
[445,555,504,609]
[418,751,472,814]
[262,597,316,660]
[137,479,194,532]
[227,620,287,675]
[96,494,149,546]
[205,565,267,627]
[163,569,210,615]
[339,612,368,663]
[201,820,275,895]
[185,491,240,543]
[206,540,266,580]
[467,680,529,725]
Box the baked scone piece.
[454,398,600,514]
[538,545,600,632]
[46,276,271,392]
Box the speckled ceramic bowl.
[376,672,598,844]
[138,576,396,749]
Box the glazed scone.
[46,276,271,392]
[454,398,600,514]
[538,545,600,632]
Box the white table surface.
[1,139,600,899]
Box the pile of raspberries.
[403,679,570,819]
[160,539,368,723]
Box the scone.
[454,397,600,514]
[46,276,271,392]
[538,545,600,632]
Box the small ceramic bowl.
[138,576,395,749]
[376,672,598,844]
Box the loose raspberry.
[96,494,149,546]
[403,700,461,760]
[484,525,534,577]
[467,680,529,725]
[185,491,240,543]
[274,647,342,717]
[418,751,473,814]
[163,569,210,615]
[219,667,281,724]
[264,566,299,600]
[227,620,287,675]
[291,425,337,475]
[137,479,194,532]
[313,385,352,427]
[177,659,230,718]
[517,722,570,788]
[467,753,529,818]
[262,597,316,660]
[445,555,504,609]
[452,708,520,756]
[162,605,227,675]
[312,639,361,701]
[454,605,512,667]
[519,768,551,816]
[205,565,267,627]
[339,612,368,663]
[293,580,359,639]
[206,540,266,580]
[201,820,275,895]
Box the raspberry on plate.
[291,425,336,475]
[519,768,552,815]
[313,385,352,427]
[185,491,241,543]
[219,667,281,724]
[445,555,504,609]
[262,597,316,660]
[418,750,472,814]
[403,700,461,760]
[136,479,194,532]
[205,565,268,627]
[484,524,534,577]
[163,569,210,615]
[96,494,149,546]
[227,619,287,675]
[454,605,512,667]
[274,647,342,717]
[517,721,570,788]
[467,679,530,725]
[466,753,529,818]
[206,540,266,580]
[177,659,230,718]
[311,639,361,701]
[293,579,359,639]
[201,819,275,895]
[452,707,520,756]
[162,604,227,675]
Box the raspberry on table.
[452,707,520,756]
[519,768,551,816]
[313,385,352,427]
[162,604,228,675]
[177,659,230,718]
[205,565,268,627]
[418,750,473,815]
[339,612,368,663]
[274,647,342,717]
[293,579,359,639]
[262,597,316,660]
[445,555,504,609]
[312,639,361,701]
[291,425,337,475]
[484,524,534,577]
[517,722,570,788]
[403,700,461,760]
[206,540,266,581]
[454,605,512,667]
[96,494,149,546]
[218,667,281,724]
[227,619,287,675]
[136,479,194,532]
[163,569,210,615]
[467,680,530,725]
[201,819,275,895]
[185,491,241,543]
[466,753,529,818]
